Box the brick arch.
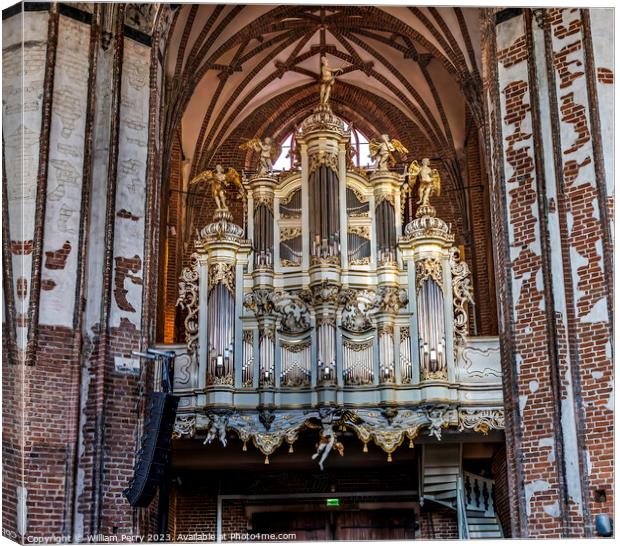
[207,82,433,173]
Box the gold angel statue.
[408,158,441,208]
[189,164,245,211]
[369,134,408,171]
[319,56,344,108]
[239,137,281,175]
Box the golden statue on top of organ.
[172,57,503,470]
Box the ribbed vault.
[161,5,483,175]
[155,4,496,343]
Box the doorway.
[252,507,417,540]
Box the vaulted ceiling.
[161,5,483,178]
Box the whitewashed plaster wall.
[109,38,151,330]
[39,15,91,326]
[2,11,49,348]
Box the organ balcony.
[161,101,504,463]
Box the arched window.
[272,125,372,171]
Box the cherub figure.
[319,56,344,108]
[311,411,344,471]
[204,414,228,446]
[240,137,281,175]
[369,134,409,171]
[190,164,245,211]
[408,158,441,207]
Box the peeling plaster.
[543,501,560,518]
[566,211,574,238]
[519,394,528,416]
[581,297,608,323]
[591,370,604,380]
[569,246,589,301]
[529,380,539,393]
[538,436,555,463]
[561,393,583,514]
[516,353,523,374]
[525,480,551,516]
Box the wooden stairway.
[420,445,503,539]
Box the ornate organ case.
[173,105,503,458]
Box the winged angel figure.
[308,408,361,470]
[189,164,246,212]
[369,134,409,171]
[407,158,441,208]
[240,137,282,176]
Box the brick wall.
[418,508,458,539]
[482,7,614,537]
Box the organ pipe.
[207,282,235,381]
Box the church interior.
[2,2,614,542]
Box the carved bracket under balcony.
[173,406,505,463]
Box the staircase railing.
[456,475,470,539]
[463,471,496,517]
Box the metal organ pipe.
[208,283,235,380]
[417,278,446,378]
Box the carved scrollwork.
[421,368,448,381]
[254,192,274,212]
[339,289,378,333]
[208,262,235,294]
[207,374,234,386]
[348,185,369,204]
[342,338,374,351]
[458,408,504,434]
[415,258,443,293]
[310,255,340,266]
[280,338,312,352]
[271,290,312,334]
[350,257,371,265]
[280,226,303,242]
[347,225,370,239]
[375,192,395,207]
[450,247,474,354]
[173,415,196,439]
[177,253,200,354]
[309,150,338,174]
[311,281,340,305]
[243,289,275,317]
[374,286,409,315]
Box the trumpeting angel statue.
[189,164,245,212]
[369,134,408,170]
[407,157,441,209]
[240,136,281,176]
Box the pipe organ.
[172,97,503,461]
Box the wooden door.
[252,511,330,541]
[334,509,417,540]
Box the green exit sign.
[326,498,340,507]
